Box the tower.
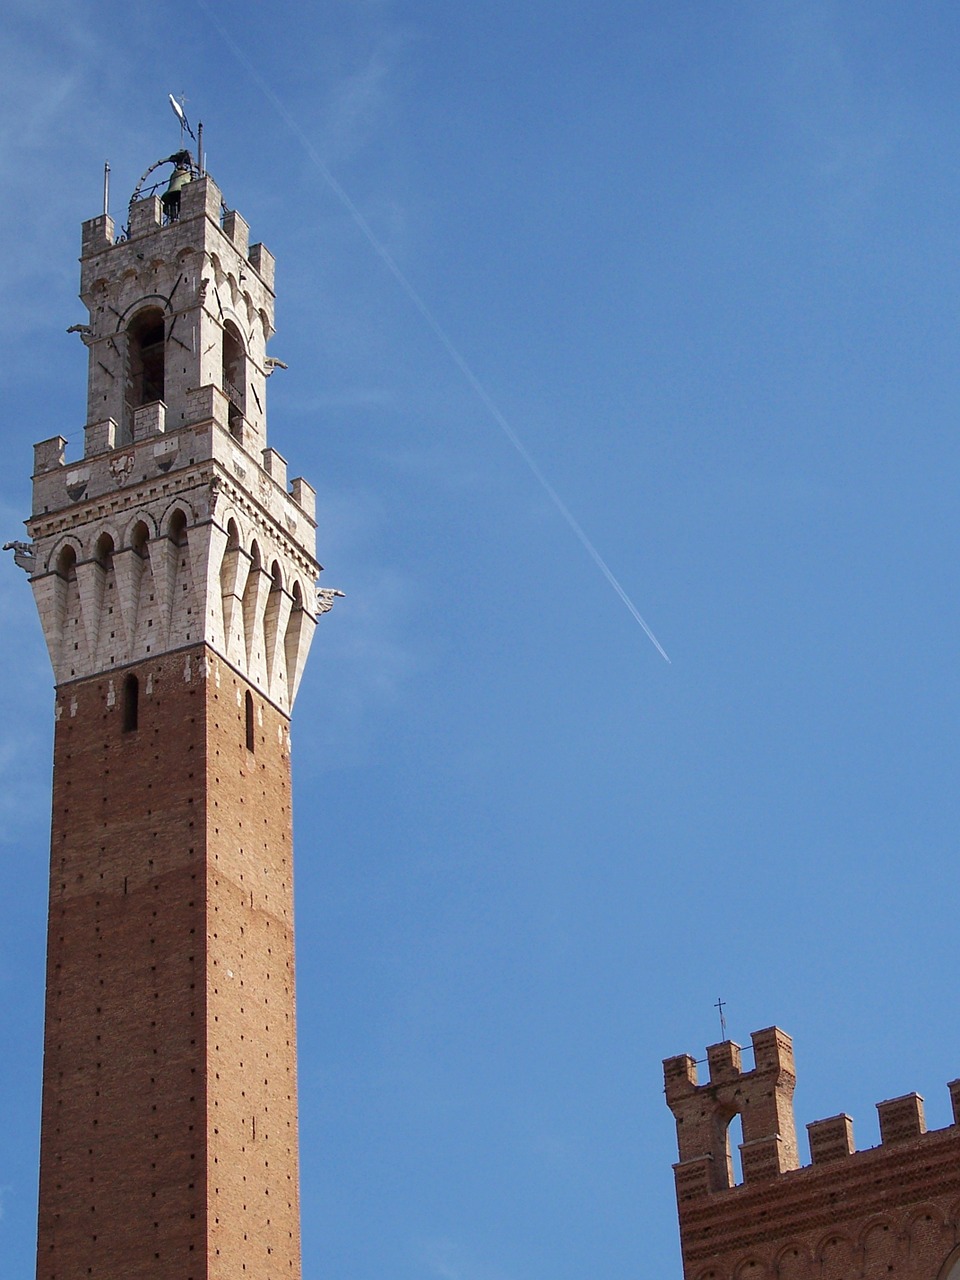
[16,144,335,1279]
[664,1027,960,1279]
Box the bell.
[160,160,193,218]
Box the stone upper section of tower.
[21,167,332,713]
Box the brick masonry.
[38,648,301,1279]
[664,1028,960,1279]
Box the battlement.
[665,1028,960,1280]
[13,158,333,714]
[77,172,278,462]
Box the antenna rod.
[103,162,110,217]
[197,121,204,175]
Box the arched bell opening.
[125,307,166,432]
[222,320,246,439]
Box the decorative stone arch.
[937,1244,960,1280]
[208,251,227,286]
[694,1268,723,1280]
[248,538,264,570]
[49,535,82,577]
[90,519,123,553]
[221,513,243,551]
[118,294,171,328]
[269,558,284,593]
[258,306,273,340]
[159,502,195,544]
[93,529,117,569]
[175,245,197,267]
[123,514,157,553]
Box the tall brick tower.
[14,144,336,1279]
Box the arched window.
[130,521,150,558]
[126,307,166,426]
[222,321,246,438]
[122,674,139,733]
[167,509,188,547]
[94,532,115,571]
[245,690,255,752]
[56,544,77,581]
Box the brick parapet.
[665,1029,960,1279]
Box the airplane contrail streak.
[195,0,671,663]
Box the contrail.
[195,0,671,663]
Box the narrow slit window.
[245,691,255,753]
[122,675,139,733]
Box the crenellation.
[806,1114,854,1164]
[877,1093,926,1145]
[290,475,316,521]
[81,212,114,256]
[220,208,249,256]
[128,193,163,238]
[948,1079,960,1125]
[248,242,275,291]
[132,399,166,441]
[666,1029,960,1279]
[84,416,119,457]
[34,435,67,474]
[707,1039,743,1082]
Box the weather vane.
[169,92,197,143]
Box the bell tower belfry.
[17,145,335,1280]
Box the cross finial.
[715,997,727,1040]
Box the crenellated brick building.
[664,1027,960,1280]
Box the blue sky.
[4,1,960,1275]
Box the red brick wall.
[37,645,301,1280]
[672,1129,960,1279]
[665,1031,960,1280]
